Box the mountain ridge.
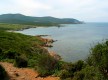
[0,13,82,25]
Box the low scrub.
[35,53,58,77]
[14,56,28,68]
[0,65,9,80]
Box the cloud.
[0,0,52,16]
[48,0,108,22]
[12,0,52,16]
[13,0,51,10]
[0,0,108,21]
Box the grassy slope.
[0,30,48,60]
[0,23,59,31]
[0,30,45,52]
[0,23,37,30]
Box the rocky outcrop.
[49,51,61,60]
[37,36,57,48]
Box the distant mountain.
[0,14,82,25]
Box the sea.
[16,22,108,62]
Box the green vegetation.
[0,23,37,30]
[14,56,28,68]
[86,41,108,79]
[0,23,108,79]
[0,65,9,80]
[53,60,86,80]
[0,30,59,76]
[0,14,82,26]
[35,53,58,76]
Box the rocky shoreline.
[36,36,61,60]
[10,28,61,61]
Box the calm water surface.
[16,23,108,62]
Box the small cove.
[16,23,108,62]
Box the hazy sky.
[0,0,108,22]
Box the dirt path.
[0,62,59,80]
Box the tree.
[87,42,108,78]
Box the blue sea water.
[16,23,108,62]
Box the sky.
[0,0,108,22]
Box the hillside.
[0,14,82,25]
[0,30,61,77]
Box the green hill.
[0,14,82,25]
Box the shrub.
[74,60,85,71]
[88,42,108,78]
[57,61,75,76]
[73,71,84,80]
[59,61,73,71]
[57,70,71,79]
[0,65,8,80]
[54,60,85,79]
[14,56,28,68]
[65,78,73,80]
[73,66,104,80]
[3,50,19,59]
[62,60,85,74]
[35,53,58,77]
[0,48,2,53]
[0,48,3,60]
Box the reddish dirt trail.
[0,62,59,80]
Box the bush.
[73,71,84,80]
[65,78,73,80]
[35,53,58,77]
[0,65,8,80]
[57,61,74,76]
[74,60,85,71]
[14,56,28,68]
[3,50,19,59]
[57,70,71,79]
[88,42,108,78]
[0,48,3,60]
[59,61,73,71]
[73,66,104,80]
[54,60,85,79]
[0,48,2,53]
[61,60,85,74]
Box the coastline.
[0,28,61,80]
[36,36,61,60]
[8,27,62,61]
